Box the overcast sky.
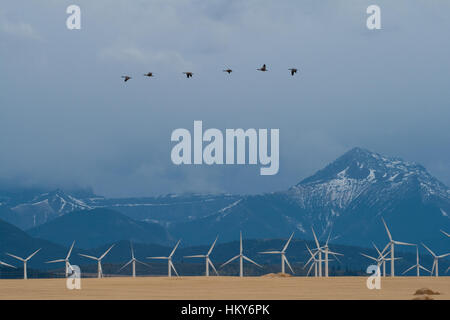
[1,0,449,197]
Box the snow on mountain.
[2,189,92,229]
[0,147,448,251]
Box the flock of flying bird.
[0,218,448,279]
[120,64,299,82]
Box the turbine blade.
[393,241,414,246]
[207,236,218,256]
[220,255,239,268]
[372,242,382,256]
[169,240,181,258]
[130,242,135,259]
[100,244,115,260]
[360,253,377,262]
[6,253,25,262]
[421,243,436,257]
[437,253,450,259]
[381,217,392,241]
[46,259,65,263]
[311,227,321,250]
[79,253,98,260]
[402,265,415,275]
[282,232,294,253]
[259,251,281,254]
[240,231,243,254]
[330,252,342,264]
[135,259,151,267]
[440,230,450,237]
[66,241,75,260]
[184,255,206,258]
[147,257,168,260]
[170,261,179,277]
[117,260,132,273]
[304,256,314,267]
[208,259,219,276]
[26,248,41,261]
[306,261,315,276]
[0,261,16,268]
[284,255,295,274]
[419,265,431,273]
[243,255,262,268]
[327,250,344,256]
[305,244,319,262]
[325,230,332,247]
[381,243,391,256]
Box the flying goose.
[289,68,298,76]
[257,64,267,72]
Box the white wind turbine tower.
[118,242,150,278]
[402,246,430,277]
[79,244,114,278]
[184,236,219,276]
[422,243,449,277]
[304,244,319,277]
[259,232,295,275]
[46,241,75,278]
[320,231,343,277]
[6,249,41,279]
[147,240,181,277]
[381,217,415,277]
[310,227,323,277]
[220,231,262,277]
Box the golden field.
[0,276,448,300]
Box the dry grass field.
[0,276,449,300]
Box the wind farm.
[0,218,448,300]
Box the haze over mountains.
[0,147,449,252]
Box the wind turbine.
[372,242,392,277]
[361,244,398,277]
[381,217,415,277]
[304,244,319,277]
[311,227,323,277]
[220,231,262,277]
[184,236,219,276]
[79,244,114,278]
[6,249,41,279]
[422,243,450,277]
[259,232,295,274]
[118,242,150,278]
[320,231,343,277]
[147,240,181,277]
[46,241,75,278]
[402,246,430,277]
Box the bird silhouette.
[183,72,193,78]
[121,76,132,82]
[223,69,232,74]
[288,68,298,76]
[257,64,267,72]
[144,72,154,77]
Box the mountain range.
[0,147,449,252]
